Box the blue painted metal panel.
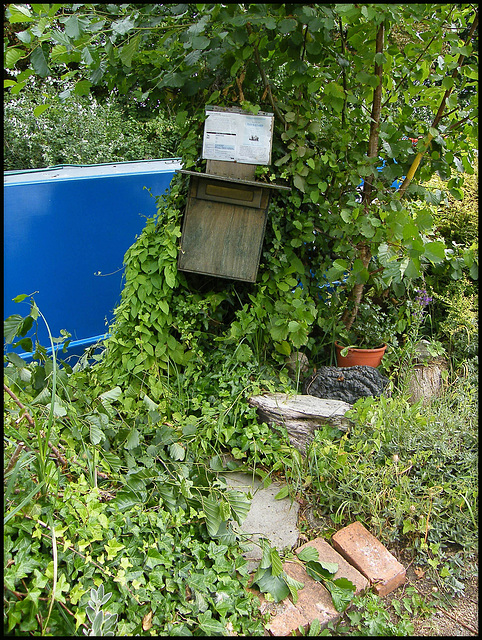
[4,159,182,362]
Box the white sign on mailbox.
[202,107,274,165]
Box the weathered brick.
[264,561,340,636]
[295,537,369,595]
[331,521,406,596]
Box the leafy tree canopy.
[4,3,478,348]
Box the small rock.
[286,351,310,381]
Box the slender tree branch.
[342,23,384,330]
[397,10,478,198]
[339,18,348,129]
[301,24,308,62]
[381,6,456,112]
[4,383,35,426]
[246,23,287,128]
[5,443,25,475]
[446,114,473,132]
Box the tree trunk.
[342,23,384,330]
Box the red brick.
[295,537,369,595]
[265,561,340,636]
[331,521,406,596]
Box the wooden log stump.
[404,341,449,405]
[406,357,448,405]
[248,393,353,455]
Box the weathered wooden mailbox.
[177,106,290,282]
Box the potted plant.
[335,301,399,368]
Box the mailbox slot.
[196,179,262,208]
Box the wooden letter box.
[177,169,288,282]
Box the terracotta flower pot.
[335,341,387,368]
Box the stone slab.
[331,521,406,596]
[295,537,369,595]
[222,472,299,572]
[266,560,340,636]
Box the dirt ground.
[390,550,479,637]
[300,508,478,636]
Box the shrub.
[3,84,183,171]
[427,158,478,247]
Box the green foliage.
[432,276,478,367]
[3,300,269,636]
[335,301,400,350]
[3,85,183,171]
[335,589,421,635]
[3,4,479,634]
[92,179,319,397]
[304,392,478,565]
[429,159,478,246]
[84,584,117,636]
[4,477,264,636]
[4,3,478,316]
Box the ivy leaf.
[104,538,125,561]
[324,577,356,612]
[4,552,39,590]
[253,567,290,602]
[197,611,226,635]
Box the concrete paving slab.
[222,471,299,572]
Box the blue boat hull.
[4,159,182,362]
